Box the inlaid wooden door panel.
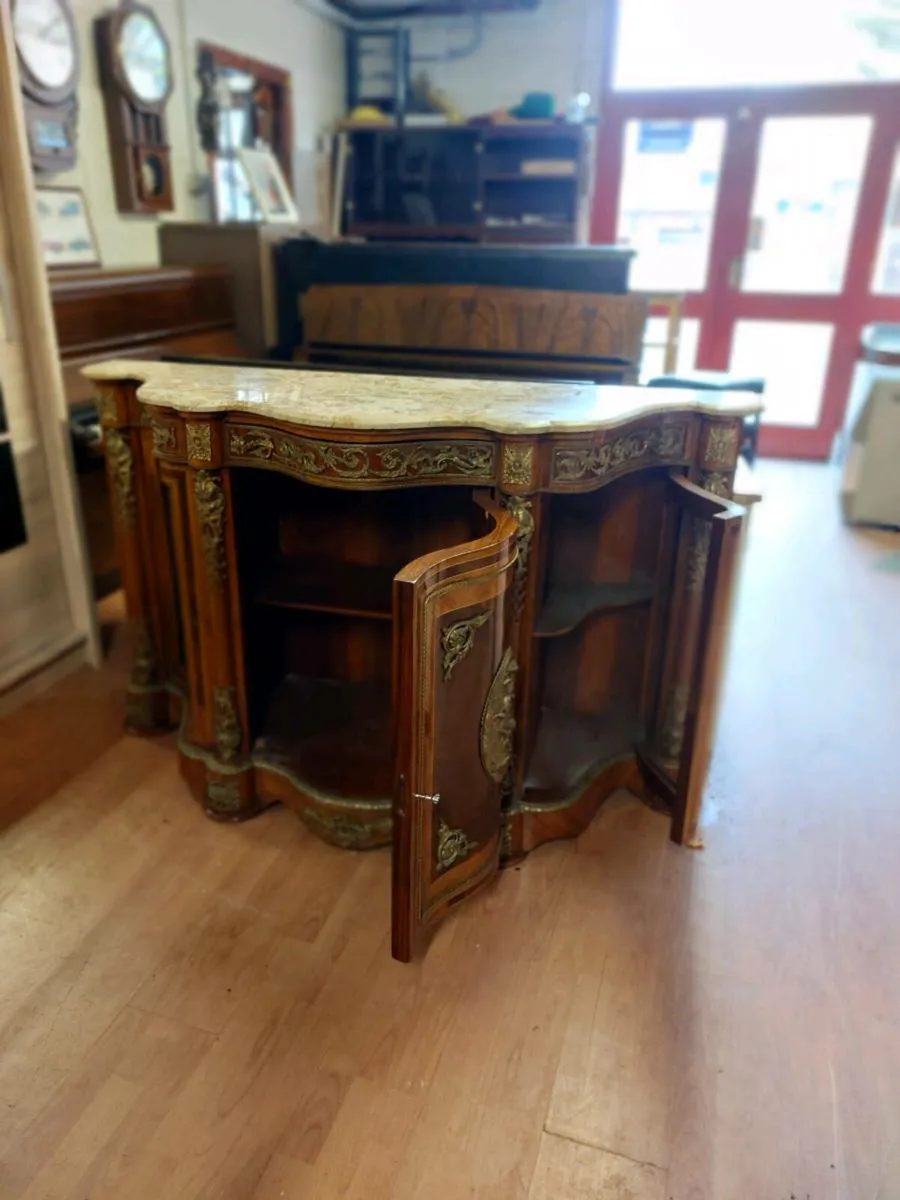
[652,475,744,845]
[391,496,518,962]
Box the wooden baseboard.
[0,632,88,716]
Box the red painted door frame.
[591,3,900,459]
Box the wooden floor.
[2,461,899,1200]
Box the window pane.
[872,146,900,294]
[640,316,701,382]
[615,0,900,90]
[742,117,871,295]
[730,321,834,427]
[616,119,725,292]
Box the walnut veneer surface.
[1,464,899,1197]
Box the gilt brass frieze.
[552,424,688,485]
[227,425,495,485]
[441,612,490,682]
[480,647,518,784]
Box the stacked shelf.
[343,123,585,244]
[533,577,655,638]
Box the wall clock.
[95,1,175,213]
[12,0,81,173]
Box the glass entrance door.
[592,1,900,459]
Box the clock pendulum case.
[11,0,81,172]
[94,1,175,213]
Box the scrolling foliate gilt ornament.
[95,386,118,426]
[699,471,732,499]
[553,424,688,484]
[441,612,490,682]
[480,647,518,784]
[435,819,475,874]
[151,422,176,455]
[186,423,213,462]
[302,806,393,850]
[660,682,690,763]
[194,471,227,590]
[502,495,535,620]
[685,517,712,595]
[130,623,157,688]
[104,429,136,529]
[213,686,242,763]
[502,444,534,487]
[705,424,740,465]
[206,778,244,815]
[227,426,495,484]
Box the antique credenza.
[86,359,761,961]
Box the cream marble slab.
[84,359,763,435]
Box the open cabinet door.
[655,476,745,847]
[392,497,518,962]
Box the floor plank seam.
[541,1125,668,1173]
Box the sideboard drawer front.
[549,420,693,491]
[224,423,497,489]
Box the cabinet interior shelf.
[525,706,643,797]
[533,578,655,638]
[254,556,397,621]
[254,674,393,802]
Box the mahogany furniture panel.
[53,264,243,595]
[85,358,761,961]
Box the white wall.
[53,0,345,268]
[405,0,603,119]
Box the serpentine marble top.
[84,359,763,436]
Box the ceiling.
[325,0,539,18]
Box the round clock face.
[13,0,76,91]
[118,10,170,104]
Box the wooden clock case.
[94,2,174,213]
[14,0,80,172]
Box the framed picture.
[237,145,299,223]
[34,186,100,269]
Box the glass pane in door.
[640,317,700,382]
[872,145,900,294]
[616,119,725,291]
[741,116,872,294]
[730,320,834,427]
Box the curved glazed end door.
[392,498,518,963]
[665,476,745,847]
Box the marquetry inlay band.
[226,425,496,486]
[552,423,688,485]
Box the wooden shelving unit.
[341,122,586,244]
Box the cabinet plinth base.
[125,684,176,735]
[171,731,668,856]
